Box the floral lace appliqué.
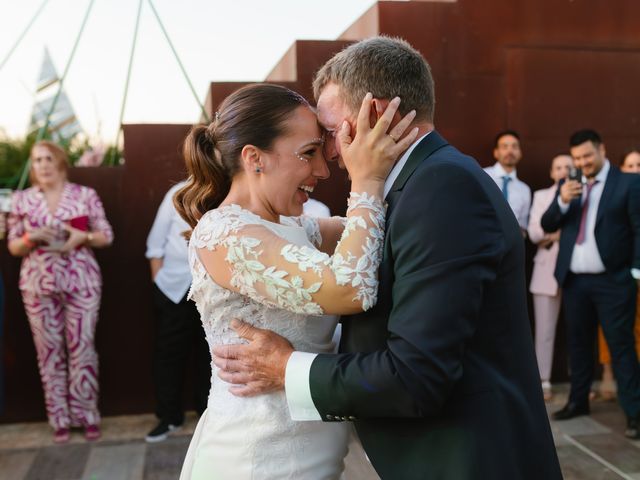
[190,194,385,316]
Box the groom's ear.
[371,97,403,129]
[371,98,388,128]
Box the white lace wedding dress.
[179,194,385,480]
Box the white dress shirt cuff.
[557,196,570,214]
[631,268,640,280]
[285,351,321,421]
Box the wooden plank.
[24,443,90,480]
[576,434,640,473]
[143,436,190,480]
[0,449,37,480]
[551,416,612,437]
[81,443,146,480]
[556,445,621,480]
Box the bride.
[175,83,416,479]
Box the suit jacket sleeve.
[540,186,565,233]
[309,162,505,418]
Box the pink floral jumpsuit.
[8,182,113,429]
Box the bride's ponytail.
[174,125,229,232]
[174,83,310,237]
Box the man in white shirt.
[302,197,331,218]
[483,130,532,233]
[541,129,640,439]
[144,181,210,442]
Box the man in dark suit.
[214,37,561,479]
[542,129,640,439]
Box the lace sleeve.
[290,214,322,248]
[192,192,386,316]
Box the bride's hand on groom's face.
[212,319,294,397]
[338,93,418,186]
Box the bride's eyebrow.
[298,137,325,149]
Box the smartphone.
[0,188,12,213]
[568,167,582,183]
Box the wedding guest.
[542,130,640,439]
[484,130,532,233]
[621,148,640,173]
[303,197,331,218]
[145,181,210,443]
[528,154,572,400]
[7,141,113,443]
[596,147,640,400]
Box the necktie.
[575,180,599,245]
[501,176,511,202]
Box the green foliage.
[0,133,122,189]
[0,134,35,188]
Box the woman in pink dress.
[7,141,113,443]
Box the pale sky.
[0,0,377,143]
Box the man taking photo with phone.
[541,129,640,439]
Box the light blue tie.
[501,176,511,202]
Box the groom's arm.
[213,161,505,419]
[308,161,505,418]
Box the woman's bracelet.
[22,232,36,249]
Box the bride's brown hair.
[174,83,310,234]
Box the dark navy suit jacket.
[309,132,562,479]
[541,165,640,285]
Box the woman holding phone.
[7,141,113,443]
[528,154,573,400]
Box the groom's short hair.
[313,36,435,122]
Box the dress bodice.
[188,206,339,354]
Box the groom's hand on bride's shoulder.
[212,319,294,397]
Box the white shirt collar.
[492,162,518,180]
[384,131,431,198]
[589,159,610,184]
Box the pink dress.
[8,182,113,429]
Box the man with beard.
[542,129,640,439]
[484,130,532,234]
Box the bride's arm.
[316,217,347,254]
[195,191,385,316]
[197,94,417,316]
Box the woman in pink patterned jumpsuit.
[7,141,113,443]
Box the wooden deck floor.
[1,385,639,479]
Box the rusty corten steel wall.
[3,0,640,421]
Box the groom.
[214,37,562,479]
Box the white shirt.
[303,198,331,218]
[145,182,193,304]
[557,161,609,274]
[483,163,532,230]
[285,132,430,421]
